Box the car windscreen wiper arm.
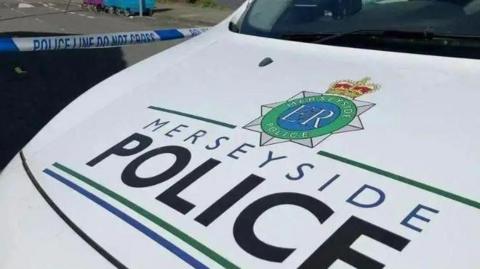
[282,29,480,44]
[314,29,436,43]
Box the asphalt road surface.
[0,0,231,169]
[217,0,244,8]
[0,0,222,63]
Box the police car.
[1,0,479,268]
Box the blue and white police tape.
[0,27,209,52]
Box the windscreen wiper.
[314,29,436,43]
[282,30,480,44]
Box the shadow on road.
[0,32,127,169]
[153,8,172,13]
[119,8,172,16]
[0,9,84,22]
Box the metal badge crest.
[244,77,380,148]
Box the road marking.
[34,18,44,23]
[78,13,85,16]
[87,15,95,19]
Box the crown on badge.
[326,77,379,99]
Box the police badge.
[244,77,380,148]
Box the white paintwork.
[1,2,479,268]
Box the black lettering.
[184,130,207,144]
[286,163,314,180]
[233,193,334,262]
[401,204,439,232]
[227,143,255,160]
[143,118,170,132]
[165,124,189,137]
[87,133,152,167]
[195,174,265,226]
[258,151,287,168]
[300,216,410,269]
[121,146,191,187]
[206,136,229,150]
[157,158,220,214]
[346,185,386,208]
